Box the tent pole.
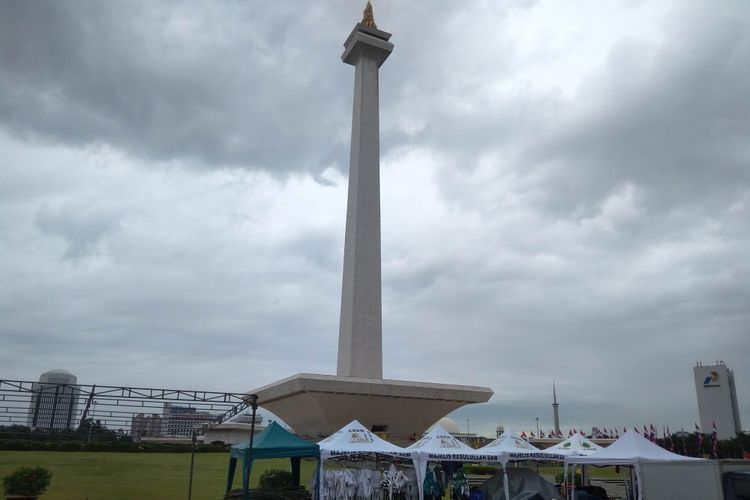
[291,457,301,487]
[571,464,576,500]
[243,455,251,500]
[628,467,633,500]
[244,394,259,500]
[188,430,197,500]
[226,457,238,495]
[502,464,510,500]
[316,458,322,500]
[634,463,643,500]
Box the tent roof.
[478,427,560,462]
[543,433,603,456]
[566,430,705,465]
[480,427,542,454]
[318,419,409,459]
[406,423,495,461]
[231,421,319,460]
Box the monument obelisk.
[250,3,492,441]
[337,1,391,380]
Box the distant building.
[130,413,163,442]
[27,369,80,430]
[694,361,742,440]
[162,403,215,437]
[232,413,263,425]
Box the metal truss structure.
[0,378,256,436]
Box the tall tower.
[694,361,742,440]
[250,3,492,441]
[337,1,393,379]
[552,382,561,436]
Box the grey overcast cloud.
[1,0,748,437]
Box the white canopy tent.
[542,433,603,457]
[406,423,496,500]
[564,429,705,500]
[479,426,558,462]
[316,420,413,500]
[478,427,565,500]
[317,419,410,460]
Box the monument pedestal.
[252,373,492,442]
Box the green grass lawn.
[0,452,629,499]
[0,451,317,500]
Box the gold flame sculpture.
[361,1,377,29]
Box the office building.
[694,361,742,440]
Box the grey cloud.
[35,202,121,259]
[517,3,749,216]
[0,1,355,173]
[379,1,750,227]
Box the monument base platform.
[250,373,493,443]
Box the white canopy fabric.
[542,433,603,457]
[563,430,705,500]
[317,419,409,460]
[478,427,563,463]
[406,423,492,460]
[406,423,496,500]
[565,429,703,465]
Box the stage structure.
[0,378,255,439]
[251,3,493,441]
[0,378,259,500]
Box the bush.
[2,466,52,496]
[258,469,294,489]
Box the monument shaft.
[337,25,393,379]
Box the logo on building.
[703,371,720,387]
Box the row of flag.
[520,422,721,440]
[518,421,730,459]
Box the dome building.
[27,369,80,430]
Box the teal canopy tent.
[226,421,320,499]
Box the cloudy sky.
[1,0,749,437]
